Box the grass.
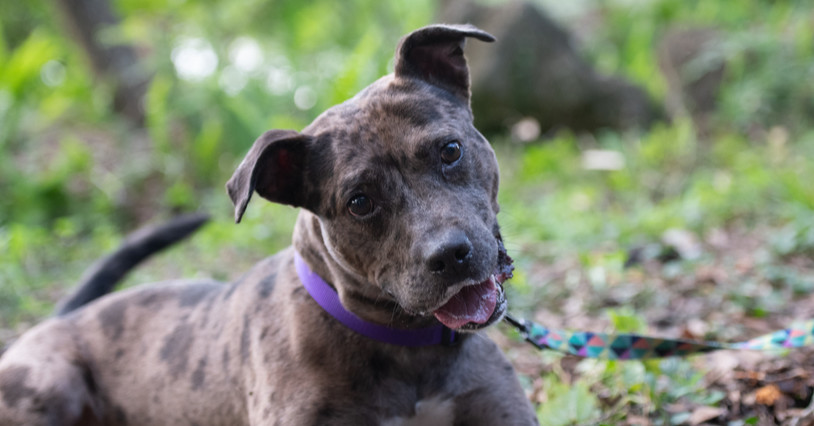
[3,0,814,423]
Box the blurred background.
[1,0,813,423]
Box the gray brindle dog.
[0,24,538,425]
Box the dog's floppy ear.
[227,129,312,223]
[395,24,495,101]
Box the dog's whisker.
[389,304,399,326]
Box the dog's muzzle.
[432,239,513,331]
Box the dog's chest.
[381,396,456,426]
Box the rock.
[439,0,662,136]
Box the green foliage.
[585,0,814,136]
[0,0,434,223]
[772,215,814,258]
[1,0,813,422]
[537,378,601,426]
[607,308,647,334]
[0,0,436,325]
[501,118,814,255]
[126,0,435,191]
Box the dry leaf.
[689,406,724,425]
[665,403,692,413]
[755,384,783,406]
[705,351,741,382]
[624,415,652,425]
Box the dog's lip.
[428,272,501,312]
[430,272,508,330]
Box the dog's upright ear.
[395,24,494,101]
[227,129,312,223]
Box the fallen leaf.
[734,370,766,382]
[755,384,782,406]
[705,351,742,383]
[623,415,651,425]
[662,228,702,260]
[665,403,692,414]
[728,390,741,412]
[742,391,757,406]
[689,406,724,425]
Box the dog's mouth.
[432,240,513,331]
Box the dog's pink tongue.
[433,277,497,329]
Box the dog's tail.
[55,212,210,316]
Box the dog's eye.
[347,195,374,217]
[440,141,462,164]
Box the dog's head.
[227,24,512,332]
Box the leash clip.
[504,313,547,350]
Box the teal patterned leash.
[503,314,814,359]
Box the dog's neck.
[293,251,457,346]
[293,213,441,330]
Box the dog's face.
[227,25,512,331]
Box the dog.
[0,24,538,425]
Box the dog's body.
[0,25,538,425]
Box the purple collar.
[294,252,457,346]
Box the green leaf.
[537,379,601,426]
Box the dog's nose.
[426,231,474,279]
